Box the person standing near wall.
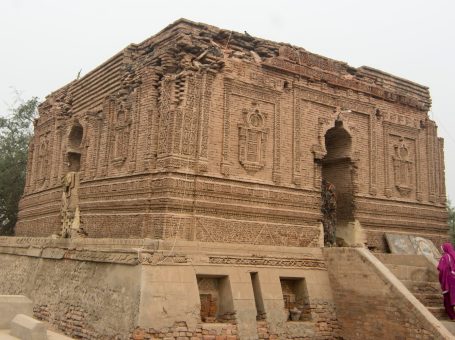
[437,243,455,319]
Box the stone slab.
[411,236,441,266]
[385,234,416,254]
[10,314,47,340]
[385,234,441,266]
[0,295,33,328]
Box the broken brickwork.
[16,18,448,249]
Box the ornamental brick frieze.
[139,252,188,265]
[208,255,327,270]
[18,188,61,209]
[80,177,153,197]
[0,245,140,265]
[187,176,320,206]
[64,249,139,265]
[196,218,320,247]
[355,197,449,223]
[295,85,376,116]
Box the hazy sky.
[1,0,454,200]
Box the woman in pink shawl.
[438,242,455,319]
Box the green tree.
[449,199,455,244]
[0,97,38,235]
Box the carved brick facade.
[16,19,447,249]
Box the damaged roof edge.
[42,18,431,109]
[151,18,430,93]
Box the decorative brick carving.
[238,102,269,172]
[197,218,320,247]
[383,122,420,200]
[222,78,281,182]
[392,138,414,197]
[64,249,139,265]
[208,256,326,269]
[110,96,132,166]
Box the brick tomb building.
[2,19,450,339]
[17,19,447,249]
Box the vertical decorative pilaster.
[415,132,423,201]
[292,88,301,186]
[383,124,392,197]
[196,70,215,172]
[438,137,446,204]
[272,99,281,184]
[221,79,232,176]
[128,87,141,173]
[427,121,436,202]
[369,111,378,195]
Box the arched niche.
[66,122,84,172]
[68,124,83,150]
[324,120,352,160]
[320,118,358,246]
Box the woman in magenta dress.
[438,242,455,319]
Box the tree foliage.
[449,199,455,244]
[0,97,38,235]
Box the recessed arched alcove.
[324,121,352,160]
[67,152,81,172]
[321,121,355,245]
[68,124,83,149]
[66,123,83,172]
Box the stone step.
[401,280,441,294]
[384,263,438,282]
[414,293,443,308]
[427,306,450,320]
[440,320,455,335]
[375,253,431,267]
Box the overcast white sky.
[1,0,454,201]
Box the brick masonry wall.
[0,240,342,339]
[255,299,341,340]
[128,306,341,340]
[130,322,239,340]
[325,247,450,340]
[0,253,141,339]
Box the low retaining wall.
[0,237,341,339]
